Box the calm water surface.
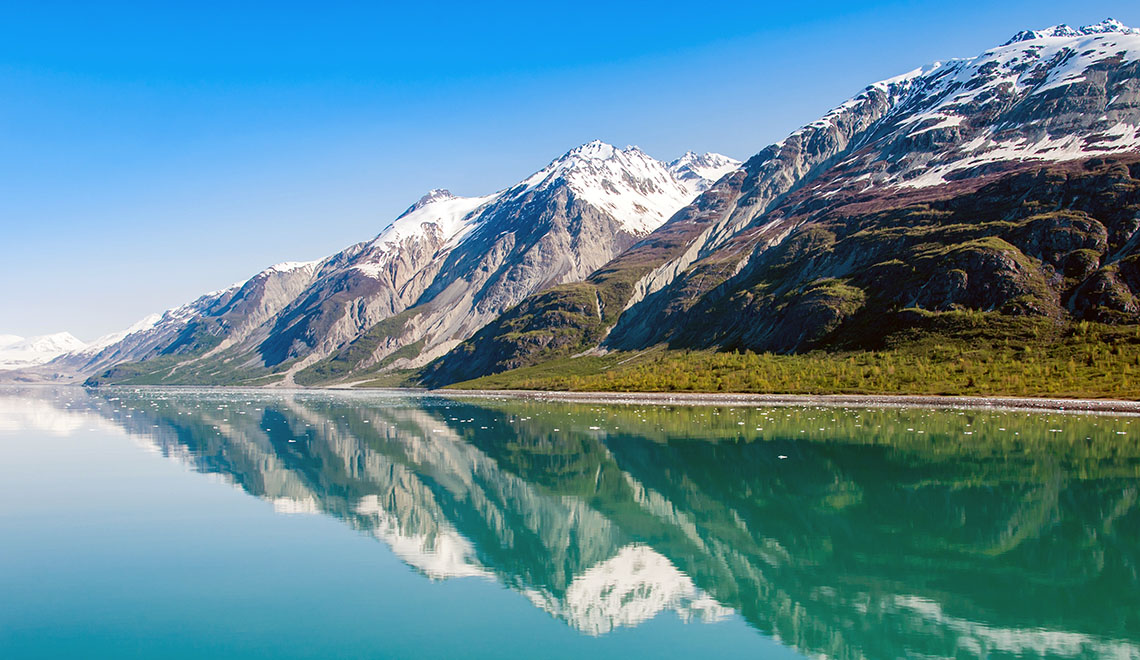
[1,387,1138,659]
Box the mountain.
[44,261,322,383]
[60,142,737,386]
[666,151,742,194]
[425,19,1140,385]
[0,332,86,371]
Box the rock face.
[61,142,737,386]
[642,160,1140,354]
[426,19,1140,384]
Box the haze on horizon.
[3,0,1138,341]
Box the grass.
[352,369,423,388]
[441,312,1140,399]
[294,310,420,386]
[84,345,300,387]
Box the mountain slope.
[287,143,738,384]
[47,261,321,384]
[73,142,737,386]
[425,19,1140,386]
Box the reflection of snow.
[894,595,1140,658]
[0,395,116,436]
[356,494,489,580]
[271,496,320,515]
[526,544,732,636]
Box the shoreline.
[7,381,1140,414]
[434,388,1140,414]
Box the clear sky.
[3,1,1139,340]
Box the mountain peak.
[401,189,457,217]
[556,140,656,162]
[1003,18,1139,45]
[515,141,725,234]
[667,151,739,172]
[368,189,498,260]
[560,140,621,161]
[39,331,84,345]
[667,152,742,193]
[262,260,319,276]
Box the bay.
[1,387,1137,659]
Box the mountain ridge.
[423,18,1140,387]
[12,142,738,386]
[15,18,1140,392]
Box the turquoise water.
[1,388,1138,659]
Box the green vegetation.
[85,344,300,387]
[86,354,288,386]
[295,310,421,386]
[444,312,1140,399]
[353,368,422,388]
[422,280,630,386]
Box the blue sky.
[3,1,1139,340]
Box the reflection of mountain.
[66,389,720,636]
[51,389,1140,657]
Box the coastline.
[434,388,1140,414]
[8,381,1140,414]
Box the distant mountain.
[0,333,86,371]
[426,19,1140,384]
[666,151,741,194]
[49,141,737,386]
[45,262,322,382]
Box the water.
[1,387,1138,659]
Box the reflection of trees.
[83,390,1140,658]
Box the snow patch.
[512,140,736,235]
[369,191,499,256]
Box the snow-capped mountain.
[815,17,1140,191]
[43,261,321,381]
[667,151,741,194]
[32,141,736,385]
[0,332,87,370]
[1004,17,1140,44]
[510,140,732,234]
[428,19,1140,383]
[321,143,738,372]
[56,17,1140,387]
